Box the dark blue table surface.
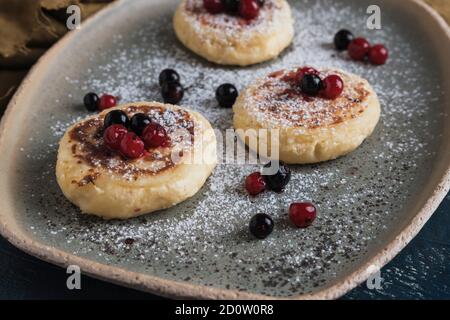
[1,192,449,300]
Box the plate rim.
[0,0,449,300]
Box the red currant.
[203,0,225,14]
[239,0,260,20]
[289,202,317,228]
[368,44,389,65]
[348,38,370,61]
[142,123,170,148]
[103,124,128,150]
[245,172,266,196]
[119,132,145,159]
[98,94,117,111]
[321,75,344,99]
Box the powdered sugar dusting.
[66,105,196,179]
[182,0,284,42]
[15,0,448,297]
[244,68,370,128]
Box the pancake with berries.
[173,0,294,66]
[56,102,217,219]
[233,67,381,164]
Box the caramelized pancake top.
[68,105,195,180]
[245,68,371,129]
[184,0,280,32]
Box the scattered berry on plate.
[300,74,323,96]
[321,75,344,99]
[368,44,389,65]
[348,37,370,61]
[119,132,145,159]
[103,124,128,150]
[103,110,129,130]
[142,122,170,148]
[161,82,184,104]
[239,0,260,20]
[249,213,274,239]
[245,172,266,196]
[289,202,317,228]
[203,0,225,14]
[262,161,291,192]
[98,94,117,111]
[130,113,151,136]
[83,92,99,112]
[159,69,181,86]
[216,83,238,108]
[333,30,389,66]
[334,29,354,51]
[223,0,240,13]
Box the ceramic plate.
[1,0,449,299]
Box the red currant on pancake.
[103,124,128,150]
[203,0,225,14]
[321,75,344,99]
[239,0,260,20]
[142,122,170,148]
[119,132,145,159]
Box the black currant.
[216,83,238,108]
[83,92,99,112]
[103,110,129,130]
[300,74,323,96]
[223,0,240,13]
[334,29,354,51]
[262,161,291,192]
[159,69,181,86]
[161,82,184,104]
[249,213,274,239]
[130,113,151,136]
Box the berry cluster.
[334,29,389,65]
[245,161,291,195]
[203,0,264,20]
[83,92,117,112]
[296,67,344,99]
[245,161,317,239]
[159,69,239,108]
[103,110,170,159]
[249,202,317,239]
[159,69,184,104]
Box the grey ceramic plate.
[0,0,450,299]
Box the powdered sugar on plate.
[17,0,447,297]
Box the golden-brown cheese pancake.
[173,0,294,66]
[233,68,381,164]
[56,102,217,219]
